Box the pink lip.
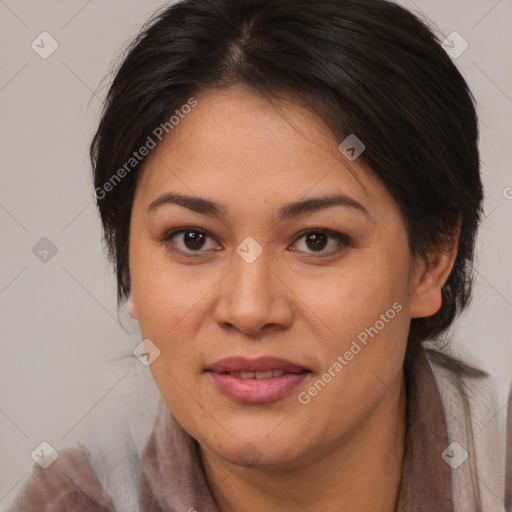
[208,356,309,373]
[206,357,310,403]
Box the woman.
[7,0,509,510]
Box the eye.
[290,229,351,256]
[160,227,351,258]
[161,228,221,256]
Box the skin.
[128,84,458,512]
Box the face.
[128,84,444,468]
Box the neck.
[200,370,407,512]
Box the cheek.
[290,249,411,398]
[291,249,410,337]
[128,245,223,401]
[290,299,408,445]
[129,237,209,334]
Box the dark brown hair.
[90,0,484,369]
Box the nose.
[213,249,294,336]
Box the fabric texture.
[4,445,115,512]
[5,345,508,512]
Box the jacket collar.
[396,345,453,511]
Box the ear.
[409,219,461,319]
[128,294,138,319]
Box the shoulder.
[6,442,115,512]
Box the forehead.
[147,85,342,170]
[134,84,397,219]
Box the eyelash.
[160,227,352,258]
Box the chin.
[200,429,308,469]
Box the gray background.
[1,0,511,506]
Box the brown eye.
[304,232,328,251]
[161,228,221,255]
[291,229,351,255]
[181,230,207,250]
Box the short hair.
[90,0,483,357]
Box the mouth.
[222,369,291,379]
[206,357,311,403]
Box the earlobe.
[128,295,138,319]
[409,264,444,318]
[409,222,460,319]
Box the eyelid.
[161,226,216,243]
[291,228,352,248]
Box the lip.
[206,356,310,403]
[207,356,309,373]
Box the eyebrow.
[147,192,369,220]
